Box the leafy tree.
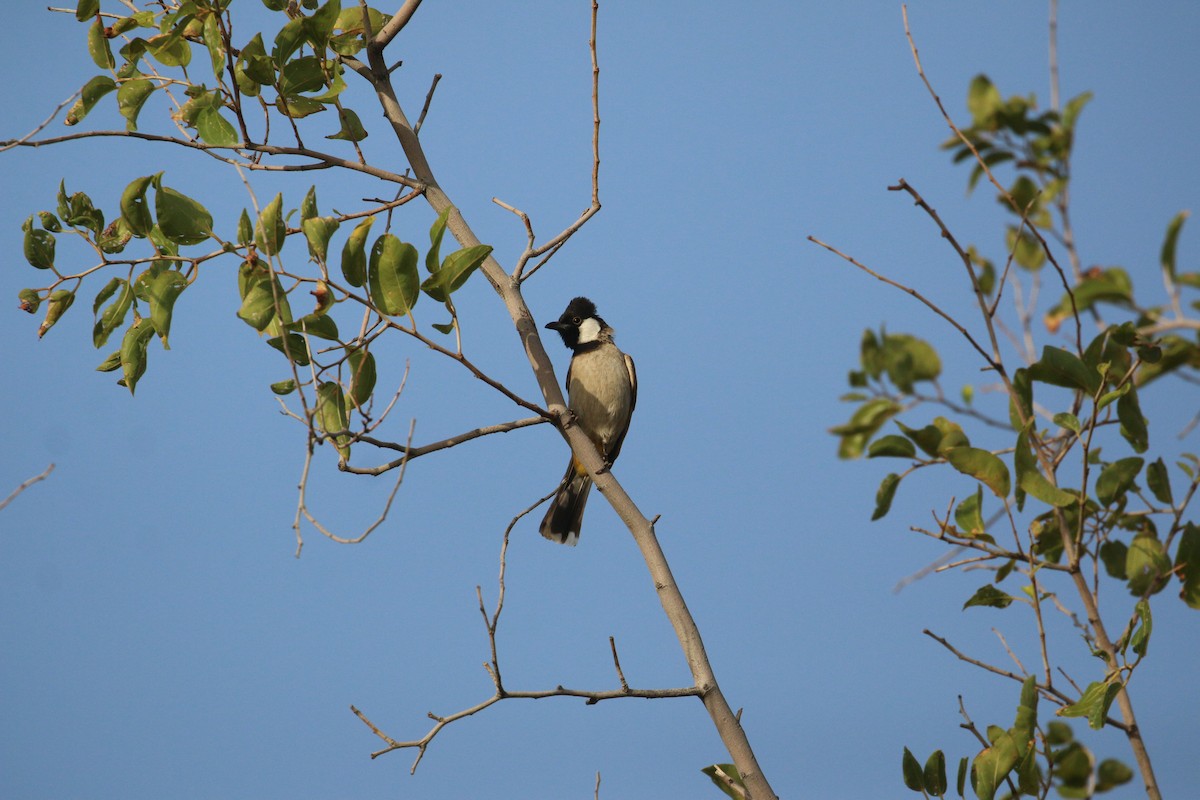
[822,9,1194,800]
[4,1,776,797]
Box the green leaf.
[1006,224,1046,271]
[270,379,297,395]
[326,106,368,141]
[18,288,42,314]
[278,54,326,96]
[700,764,746,800]
[862,332,942,393]
[273,16,308,65]
[1046,721,1074,745]
[1028,346,1101,395]
[38,289,75,338]
[1160,210,1189,280]
[1008,367,1033,430]
[117,78,155,131]
[964,584,1014,610]
[255,193,286,256]
[421,244,493,303]
[347,348,376,408]
[96,350,121,372]
[1046,269,1134,331]
[1175,523,1200,609]
[22,216,56,269]
[966,74,1001,125]
[923,750,947,797]
[316,381,350,461]
[302,216,340,262]
[192,104,239,146]
[237,208,253,244]
[275,94,326,119]
[301,186,320,221]
[831,398,901,460]
[88,18,116,69]
[872,473,900,521]
[199,12,225,74]
[266,332,311,366]
[1099,540,1128,580]
[235,32,274,94]
[119,317,158,395]
[867,435,916,459]
[1053,412,1081,434]
[1126,534,1170,597]
[237,258,287,331]
[1129,599,1152,658]
[37,212,62,233]
[1095,457,1143,506]
[1057,680,1120,730]
[76,0,99,21]
[288,313,339,341]
[340,216,374,286]
[426,207,451,274]
[1096,759,1134,792]
[65,75,117,125]
[955,486,985,536]
[1015,429,1075,507]
[155,181,213,245]
[1096,381,1130,412]
[118,175,156,237]
[147,30,191,68]
[946,447,1011,499]
[955,756,968,799]
[897,417,968,458]
[145,269,187,347]
[92,278,133,349]
[61,189,104,235]
[901,747,924,792]
[306,0,342,49]
[368,233,419,315]
[1116,388,1148,454]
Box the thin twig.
[808,235,999,370]
[0,464,56,512]
[295,420,415,555]
[513,0,602,282]
[414,73,442,136]
[0,95,79,152]
[900,4,1082,356]
[345,416,548,475]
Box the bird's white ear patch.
[576,317,602,344]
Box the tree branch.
[0,463,55,513]
[344,416,548,476]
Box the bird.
[539,296,637,545]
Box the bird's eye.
[571,317,581,325]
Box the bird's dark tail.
[539,461,593,546]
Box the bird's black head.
[545,296,600,349]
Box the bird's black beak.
[545,320,567,332]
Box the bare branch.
[0,94,79,153]
[371,0,424,50]
[512,0,602,282]
[295,420,414,555]
[0,464,55,513]
[900,4,1082,355]
[346,416,548,476]
[353,492,700,773]
[414,73,442,136]
[0,130,424,190]
[808,234,999,370]
[923,629,1128,731]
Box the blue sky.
[2,2,1197,798]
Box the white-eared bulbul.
[540,297,637,545]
